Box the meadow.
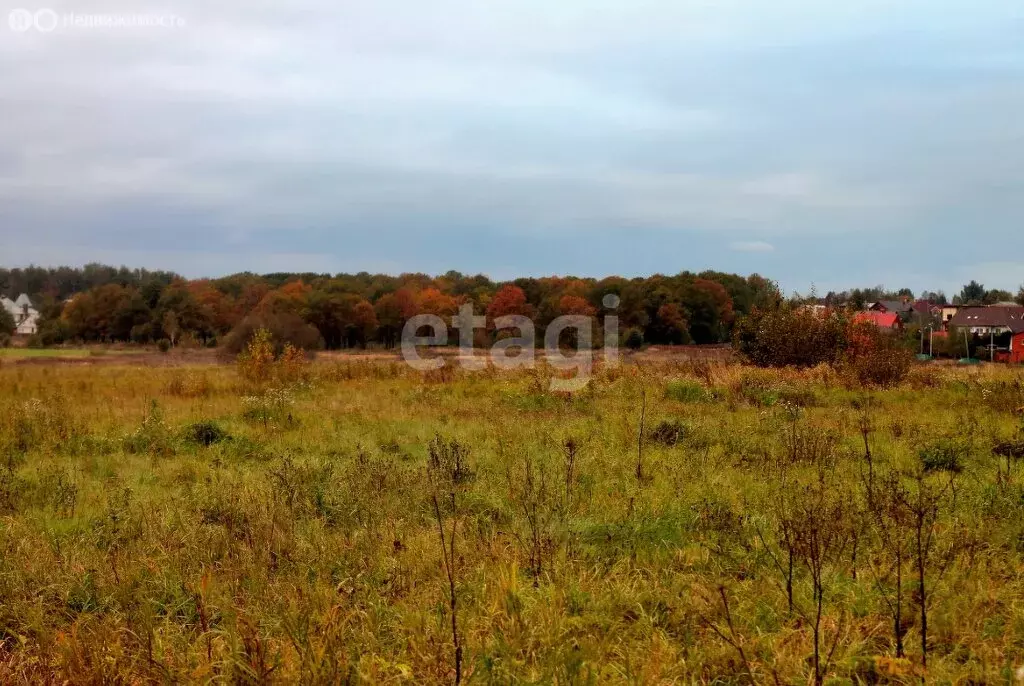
[0,348,146,360]
[1,352,1023,683]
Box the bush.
[130,323,153,344]
[222,313,322,357]
[238,328,310,387]
[919,440,965,473]
[623,328,644,350]
[238,328,275,385]
[37,318,71,346]
[123,400,175,456]
[157,339,171,353]
[183,421,230,447]
[0,333,10,348]
[0,307,14,337]
[845,325,913,388]
[733,305,850,368]
[649,419,687,446]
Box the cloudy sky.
[1,0,1022,295]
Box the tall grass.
[0,359,1022,682]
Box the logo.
[8,8,186,32]
[8,8,34,31]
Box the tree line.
[820,280,1024,308]
[0,265,781,349]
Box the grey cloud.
[0,0,1021,291]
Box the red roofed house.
[854,311,902,331]
[949,307,1024,363]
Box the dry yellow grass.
[0,357,1023,683]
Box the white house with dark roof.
[2,294,39,335]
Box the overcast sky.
[1,0,1022,295]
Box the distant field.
[1,356,1023,682]
[0,348,145,359]
[0,348,93,358]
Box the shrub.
[733,305,850,368]
[123,400,175,456]
[222,313,322,357]
[649,419,687,446]
[623,328,644,350]
[0,333,10,348]
[183,421,230,447]
[37,318,71,346]
[277,343,310,384]
[845,324,913,388]
[237,328,275,385]
[237,329,310,387]
[0,307,14,338]
[919,440,965,473]
[157,339,171,353]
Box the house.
[854,311,902,331]
[869,299,915,322]
[1,293,39,336]
[1005,328,1024,364]
[911,300,941,318]
[949,306,1024,336]
[939,305,960,329]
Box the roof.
[13,294,31,308]
[950,306,1024,333]
[911,300,940,315]
[872,300,914,313]
[855,311,901,328]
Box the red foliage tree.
[486,285,533,321]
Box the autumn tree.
[651,303,691,345]
[487,285,533,322]
[557,295,596,317]
[375,289,418,348]
[256,280,312,316]
[62,284,149,342]
[417,287,459,318]
[349,299,379,347]
[156,280,214,344]
[682,278,735,344]
[187,280,237,335]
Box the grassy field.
[0,348,95,358]
[1,356,1023,683]
[0,348,146,359]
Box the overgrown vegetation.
[0,356,1022,682]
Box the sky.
[0,0,1022,296]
